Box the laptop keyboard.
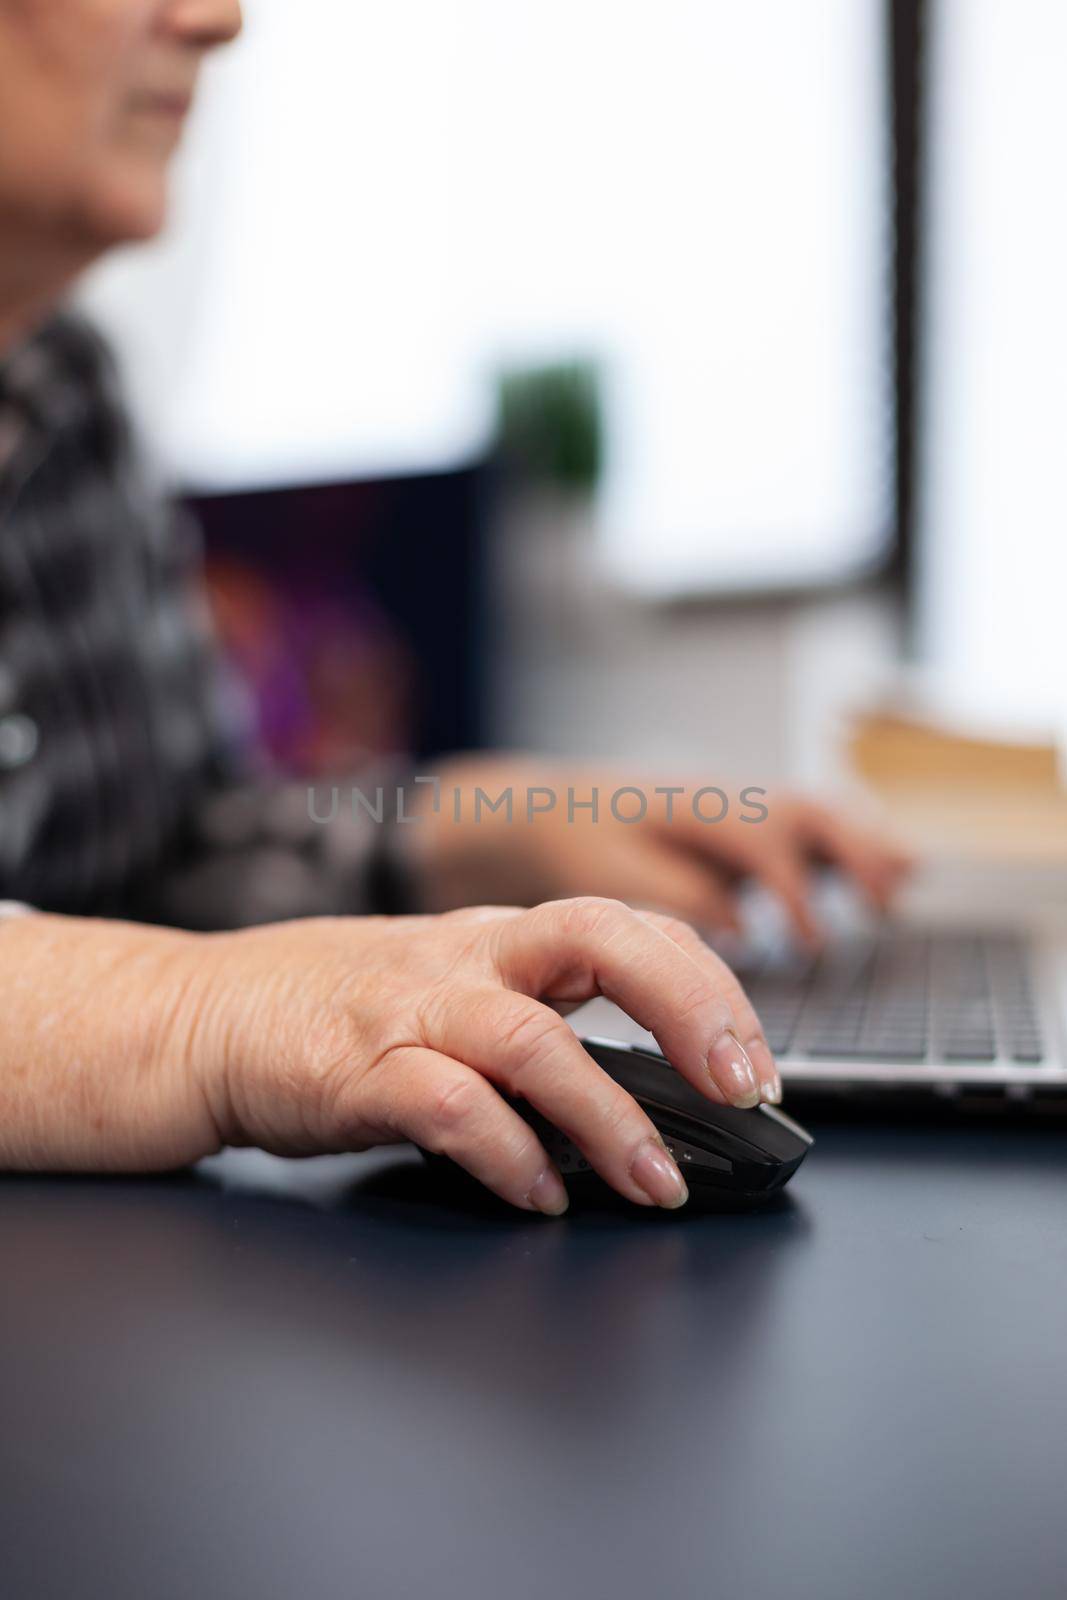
[736,931,1047,1066]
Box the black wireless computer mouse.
[423,1036,814,1212]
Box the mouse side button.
[659,1134,733,1174]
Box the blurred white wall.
[486,496,902,786]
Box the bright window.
[916,0,1067,726]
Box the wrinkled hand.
[408,757,912,943]
[180,897,781,1213]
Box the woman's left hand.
[407,756,912,944]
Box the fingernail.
[708,1029,761,1107]
[631,1138,689,1209]
[526,1168,569,1216]
[746,1036,783,1104]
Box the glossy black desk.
[3,1117,1067,1600]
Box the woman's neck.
[0,217,91,358]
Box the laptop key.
[803,1029,927,1060]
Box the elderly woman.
[0,1,905,1210]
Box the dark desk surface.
[3,1116,1067,1600]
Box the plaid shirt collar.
[0,314,100,485]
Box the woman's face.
[0,1,242,251]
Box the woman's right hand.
[180,897,781,1214]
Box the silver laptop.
[570,873,1067,1105]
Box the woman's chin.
[79,168,171,248]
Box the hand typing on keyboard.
[410,761,913,947]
